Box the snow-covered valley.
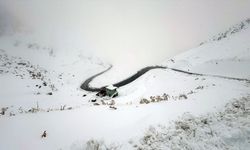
[0,13,250,150]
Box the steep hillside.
[0,19,250,150]
[164,18,250,79]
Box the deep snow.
[0,19,250,149]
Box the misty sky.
[1,0,250,70]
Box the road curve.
[80,65,166,92]
[80,64,250,92]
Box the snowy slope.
[0,34,109,113]
[164,19,250,79]
[0,19,250,150]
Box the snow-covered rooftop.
[106,85,117,90]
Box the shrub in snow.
[60,105,66,111]
[195,86,204,90]
[28,108,39,113]
[140,98,150,104]
[140,93,189,104]
[162,93,170,100]
[133,96,250,150]
[85,140,106,150]
[47,92,53,95]
[178,94,188,100]
[70,139,121,150]
[200,18,250,45]
[0,107,8,115]
[0,50,58,93]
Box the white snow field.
[0,19,250,150]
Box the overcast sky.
[1,0,250,70]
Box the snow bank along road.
[80,65,250,92]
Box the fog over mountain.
[1,0,250,70]
[1,1,250,149]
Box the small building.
[96,85,118,98]
[105,85,118,97]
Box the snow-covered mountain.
[164,18,250,79]
[0,19,250,150]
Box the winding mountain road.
[80,65,250,92]
[80,65,166,92]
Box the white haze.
[1,0,250,71]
